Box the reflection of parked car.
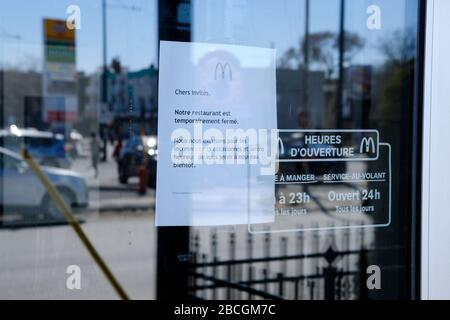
[0,126,71,168]
[117,135,157,187]
[0,147,88,219]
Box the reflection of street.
[0,141,157,299]
[0,211,155,299]
[71,143,154,213]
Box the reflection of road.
[71,142,120,189]
[0,212,156,299]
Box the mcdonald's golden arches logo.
[214,63,233,81]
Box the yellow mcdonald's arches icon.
[360,137,376,154]
[214,63,233,81]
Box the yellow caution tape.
[22,148,130,300]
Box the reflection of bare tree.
[278,31,365,78]
[370,29,418,298]
[377,29,417,122]
[278,31,364,129]
[278,47,299,70]
[378,29,416,67]
[304,32,336,77]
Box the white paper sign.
[156,41,277,226]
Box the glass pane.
[0,0,158,299]
[0,0,421,300]
[186,0,420,300]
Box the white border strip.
[421,0,435,300]
[422,0,450,300]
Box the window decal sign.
[248,138,392,233]
[277,130,380,162]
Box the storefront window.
[0,0,422,300]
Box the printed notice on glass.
[156,41,277,226]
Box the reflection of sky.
[194,0,416,67]
[0,0,416,73]
[0,0,157,73]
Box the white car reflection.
[0,147,89,219]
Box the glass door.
[162,0,424,300]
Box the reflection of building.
[3,70,42,128]
[2,69,92,135]
[85,65,158,138]
[24,97,45,129]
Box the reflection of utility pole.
[101,0,108,162]
[100,0,142,162]
[336,0,346,129]
[302,0,310,124]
